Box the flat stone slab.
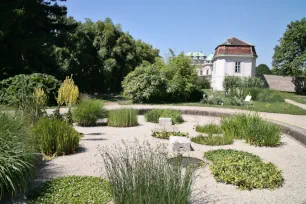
[169,136,191,152]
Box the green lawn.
[278,91,306,104]
[169,101,306,115]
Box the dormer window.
[235,62,241,73]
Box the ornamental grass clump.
[151,130,188,139]
[32,118,80,156]
[28,176,111,204]
[205,149,283,190]
[145,109,183,124]
[108,108,138,127]
[72,99,105,126]
[100,141,197,204]
[191,134,233,146]
[195,124,222,134]
[0,112,35,200]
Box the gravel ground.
[33,115,306,204]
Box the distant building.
[212,37,258,90]
[185,52,213,76]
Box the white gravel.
[35,115,306,204]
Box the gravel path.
[35,115,306,204]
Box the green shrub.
[28,176,111,204]
[0,112,35,199]
[72,99,105,126]
[108,108,138,127]
[220,114,281,146]
[32,118,80,156]
[223,76,264,92]
[196,124,222,134]
[205,149,283,190]
[257,91,284,102]
[202,94,225,105]
[0,73,60,106]
[191,135,233,146]
[195,77,210,89]
[100,142,197,204]
[145,109,183,124]
[151,130,188,139]
[243,88,262,100]
[230,96,245,106]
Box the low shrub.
[195,124,222,134]
[243,88,262,100]
[28,176,111,204]
[230,96,245,106]
[32,118,80,156]
[220,114,281,146]
[201,94,225,105]
[0,112,35,199]
[100,142,197,204]
[223,76,264,92]
[191,135,233,146]
[205,149,283,190]
[145,109,183,124]
[243,88,284,102]
[108,108,138,127]
[72,99,105,126]
[152,130,188,139]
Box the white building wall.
[212,56,256,91]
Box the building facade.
[185,52,213,76]
[211,37,257,90]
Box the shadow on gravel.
[81,138,107,141]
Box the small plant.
[151,130,188,139]
[191,134,233,146]
[100,141,197,204]
[205,149,283,190]
[57,76,79,124]
[32,118,80,156]
[0,112,35,199]
[195,124,222,134]
[145,109,183,124]
[28,176,111,204]
[72,99,105,126]
[108,108,138,127]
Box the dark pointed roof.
[219,37,252,46]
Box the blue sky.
[62,0,306,67]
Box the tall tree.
[0,0,76,79]
[256,64,271,77]
[272,18,306,76]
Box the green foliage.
[272,18,306,77]
[243,88,284,102]
[223,76,264,92]
[0,73,60,106]
[0,112,34,199]
[205,149,284,190]
[196,124,222,134]
[72,100,105,126]
[122,62,167,103]
[220,114,281,146]
[32,118,80,156]
[28,176,111,204]
[144,109,184,124]
[195,77,211,89]
[100,142,197,204]
[108,108,138,127]
[151,130,188,139]
[256,64,272,77]
[123,53,202,103]
[201,93,225,105]
[230,96,245,106]
[191,135,233,146]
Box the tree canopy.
[256,64,271,77]
[0,0,160,93]
[272,18,306,77]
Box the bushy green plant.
[191,135,233,146]
[257,91,284,102]
[32,118,80,156]
[0,112,35,199]
[205,149,283,190]
[243,88,262,100]
[196,124,222,134]
[151,130,188,139]
[201,94,225,105]
[220,114,281,146]
[230,96,245,106]
[108,108,138,127]
[28,176,111,204]
[72,99,105,126]
[223,76,264,92]
[195,77,210,89]
[100,142,197,204]
[0,73,60,106]
[145,109,183,124]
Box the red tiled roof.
[214,37,257,57]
